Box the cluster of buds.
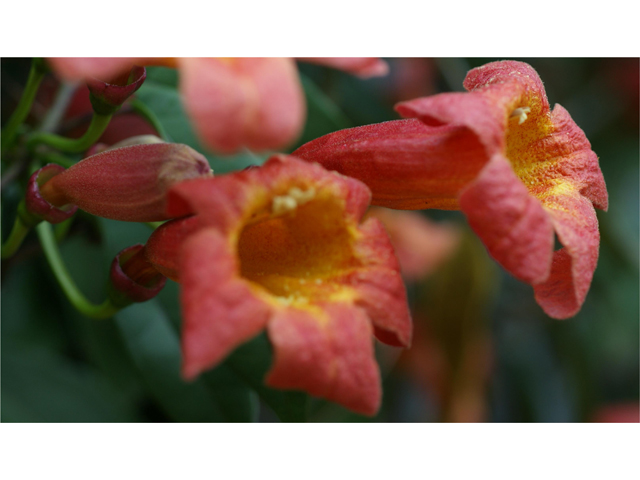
[20,141,211,307]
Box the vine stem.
[36,222,120,319]
[27,113,112,153]
[1,59,46,155]
[128,98,171,141]
[1,216,30,259]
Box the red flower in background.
[367,207,460,281]
[48,57,388,154]
[592,403,640,423]
[144,155,411,415]
[294,61,608,319]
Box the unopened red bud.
[39,143,213,222]
[21,164,78,226]
[87,66,146,115]
[108,244,166,307]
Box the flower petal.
[293,119,487,209]
[178,58,305,153]
[459,155,555,284]
[534,186,601,319]
[350,217,413,347]
[180,228,271,380]
[166,154,371,227]
[547,105,608,211]
[143,216,200,281]
[266,302,381,416]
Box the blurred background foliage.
[1,58,638,422]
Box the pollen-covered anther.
[271,186,316,216]
[510,106,531,125]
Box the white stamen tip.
[511,107,531,125]
[271,187,316,216]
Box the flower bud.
[108,244,166,307]
[39,142,213,222]
[20,164,78,227]
[87,66,146,115]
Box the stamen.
[510,107,531,125]
[272,195,297,215]
[272,187,316,216]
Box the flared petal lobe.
[179,228,272,380]
[266,302,381,415]
[533,186,600,318]
[458,155,555,284]
[145,155,411,414]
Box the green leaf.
[225,333,308,422]
[291,74,352,150]
[331,72,397,126]
[1,254,68,352]
[144,66,179,88]
[201,366,259,422]
[115,300,257,422]
[155,278,259,422]
[2,345,137,422]
[2,251,138,422]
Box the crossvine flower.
[144,155,412,415]
[293,61,608,319]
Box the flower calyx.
[108,244,167,308]
[87,66,147,115]
[20,164,78,227]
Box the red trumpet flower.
[293,61,608,319]
[144,155,412,415]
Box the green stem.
[128,98,170,141]
[1,216,31,259]
[1,59,46,155]
[54,217,74,242]
[27,113,112,153]
[36,222,120,319]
